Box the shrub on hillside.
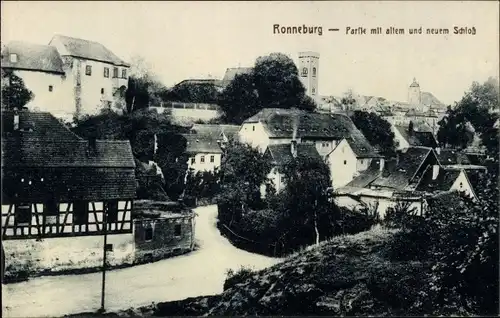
[224,266,254,291]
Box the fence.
[218,223,282,257]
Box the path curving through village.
[1,205,283,318]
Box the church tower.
[298,52,320,104]
[408,77,421,105]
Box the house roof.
[182,134,223,154]
[50,34,129,67]
[245,108,380,158]
[345,159,384,188]
[1,111,136,202]
[436,149,472,166]
[371,147,434,190]
[266,143,322,166]
[395,125,438,148]
[421,92,445,107]
[415,166,462,193]
[1,41,65,74]
[190,124,240,140]
[222,67,253,85]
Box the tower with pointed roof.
[408,77,421,105]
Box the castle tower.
[298,52,320,104]
[408,77,421,105]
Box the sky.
[1,1,499,105]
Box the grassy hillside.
[67,225,436,317]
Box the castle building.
[298,51,320,103]
[1,35,130,121]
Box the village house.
[189,123,241,149]
[183,134,223,173]
[1,109,195,279]
[392,122,439,150]
[263,142,323,193]
[334,146,483,218]
[239,108,381,188]
[1,35,130,121]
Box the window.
[48,85,53,92]
[121,68,127,78]
[101,88,104,95]
[106,200,119,222]
[15,203,31,225]
[85,65,92,76]
[145,226,153,241]
[301,67,308,77]
[73,201,88,225]
[312,88,316,94]
[190,157,195,164]
[459,182,463,189]
[252,125,255,131]
[312,67,317,77]
[210,155,215,163]
[360,159,364,164]
[344,160,347,165]
[174,224,182,236]
[200,156,205,163]
[113,67,118,78]
[9,53,18,63]
[104,67,110,78]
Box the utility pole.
[99,206,108,313]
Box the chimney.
[379,158,385,172]
[13,109,20,131]
[432,165,440,180]
[435,147,441,155]
[291,140,298,158]
[87,137,97,156]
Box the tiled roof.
[222,67,253,85]
[182,134,223,154]
[436,149,472,166]
[266,143,322,166]
[1,111,136,202]
[2,167,136,202]
[371,147,434,190]
[345,159,384,188]
[2,110,82,142]
[421,92,445,107]
[415,166,461,193]
[50,34,129,67]
[1,41,64,74]
[190,124,240,140]
[395,125,438,148]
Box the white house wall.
[239,122,269,152]
[450,171,476,199]
[314,140,338,158]
[187,153,221,172]
[15,70,69,116]
[356,158,372,172]
[391,125,410,150]
[327,139,358,188]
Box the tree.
[437,78,499,153]
[218,73,260,124]
[1,70,34,109]
[340,89,357,112]
[216,141,272,226]
[350,110,396,156]
[218,52,315,124]
[279,155,335,247]
[155,133,189,200]
[163,82,220,104]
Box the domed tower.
[408,77,421,105]
[298,52,320,104]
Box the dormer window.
[9,53,18,63]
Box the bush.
[224,266,254,290]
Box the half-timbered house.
[1,109,136,240]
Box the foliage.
[340,89,357,112]
[184,168,221,205]
[224,266,254,290]
[216,141,272,225]
[1,69,34,110]
[386,167,499,315]
[383,201,418,229]
[437,77,499,155]
[163,82,220,104]
[219,53,316,124]
[350,110,396,156]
